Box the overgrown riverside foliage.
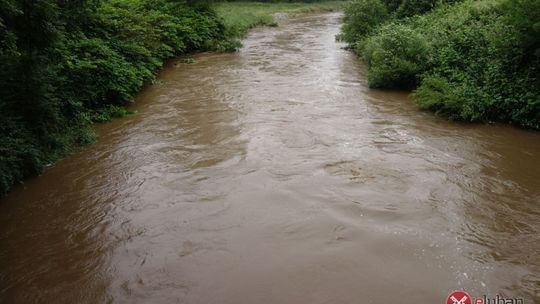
[0,0,226,195]
[0,0,342,195]
[340,0,540,128]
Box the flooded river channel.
[1,12,539,304]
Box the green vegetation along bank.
[340,0,539,129]
[0,0,343,195]
[0,0,228,195]
[216,1,343,39]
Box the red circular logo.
[447,290,471,304]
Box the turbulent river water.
[1,12,539,304]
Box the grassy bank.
[340,0,540,129]
[216,1,344,40]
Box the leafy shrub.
[0,116,42,194]
[341,0,540,128]
[361,23,429,88]
[394,0,440,18]
[339,0,388,43]
[381,0,402,12]
[86,105,135,123]
[380,0,462,16]
[413,0,540,127]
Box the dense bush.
[413,0,540,127]
[341,0,540,128]
[378,0,460,17]
[339,0,388,43]
[361,22,429,88]
[0,0,227,195]
[394,0,445,18]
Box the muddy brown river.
[1,12,539,304]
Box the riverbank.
[216,1,344,40]
[0,1,225,195]
[339,0,539,129]
[0,1,344,195]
